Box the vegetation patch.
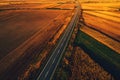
[74,30,120,79]
[53,26,115,80]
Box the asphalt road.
[37,2,80,80]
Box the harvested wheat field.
[81,2,120,41]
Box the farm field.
[0,0,120,80]
[52,1,120,80]
[0,9,68,59]
[0,1,75,79]
[81,2,120,41]
[75,1,120,79]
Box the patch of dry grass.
[69,47,114,80]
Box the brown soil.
[18,10,74,80]
[0,3,56,9]
[0,9,74,79]
[0,9,68,59]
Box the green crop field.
[74,30,120,79]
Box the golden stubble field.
[81,1,120,41]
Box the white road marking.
[45,71,49,78]
[52,58,56,64]
[61,42,64,46]
[58,49,60,53]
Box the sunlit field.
[0,0,75,79]
[0,0,120,80]
[81,1,120,41]
[78,1,120,79]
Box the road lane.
[37,2,80,80]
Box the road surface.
[36,2,80,80]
